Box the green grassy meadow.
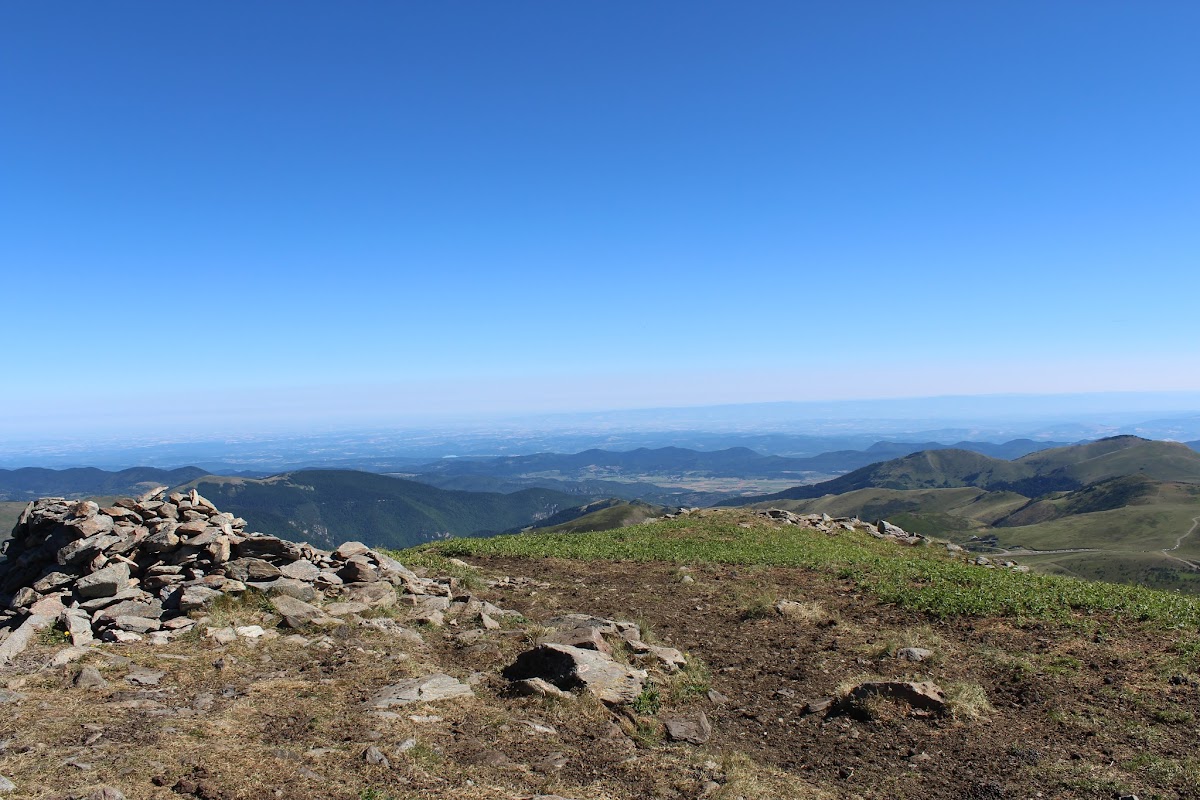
[410,510,1200,627]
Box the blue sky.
[2,2,1198,434]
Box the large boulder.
[367,674,474,708]
[74,563,130,599]
[503,643,646,705]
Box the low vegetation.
[417,509,1200,627]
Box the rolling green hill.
[414,440,1069,482]
[186,469,583,550]
[0,466,209,501]
[728,436,1200,506]
[724,448,1034,503]
[1015,436,1200,484]
[523,498,676,534]
[752,486,1030,536]
[725,438,1200,592]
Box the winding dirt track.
[1160,515,1200,570]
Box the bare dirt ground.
[2,554,1198,800]
[468,555,1200,800]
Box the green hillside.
[729,436,1200,506]
[0,466,209,501]
[722,438,1200,593]
[753,486,1030,536]
[1016,436,1200,484]
[528,499,675,534]
[725,448,1032,504]
[188,469,582,549]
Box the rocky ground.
[1,496,1198,799]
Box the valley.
[5,435,1200,595]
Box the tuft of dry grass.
[714,752,835,800]
[944,681,994,720]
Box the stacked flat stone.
[0,489,447,647]
[756,508,927,545]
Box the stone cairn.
[0,489,695,720]
[0,488,449,652]
[756,508,927,545]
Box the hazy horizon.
[2,392,1199,467]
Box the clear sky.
[2,2,1198,435]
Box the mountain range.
[411,439,1070,482]
[720,436,1200,592]
[0,466,209,502]
[726,437,1200,503]
[182,470,579,550]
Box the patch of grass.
[666,656,712,704]
[631,718,663,748]
[400,741,442,767]
[866,625,943,661]
[632,686,662,715]
[409,512,1200,627]
[776,599,837,625]
[203,589,277,628]
[1039,760,1136,796]
[1152,707,1195,725]
[1169,636,1200,673]
[1043,654,1082,675]
[738,592,779,621]
[714,752,833,800]
[37,626,70,646]
[356,604,403,620]
[359,789,405,800]
[635,619,659,644]
[1047,707,1105,732]
[944,682,993,721]
[1123,752,1200,791]
[385,549,483,590]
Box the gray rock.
[75,563,131,599]
[93,599,163,624]
[896,647,933,662]
[503,644,646,705]
[79,588,146,611]
[333,541,370,559]
[0,614,53,666]
[57,533,121,566]
[271,595,330,628]
[246,578,317,602]
[0,689,26,704]
[324,601,370,616]
[663,710,712,744]
[142,529,180,554]
[207,627,237,645]
[345,582,397,608]
[541,626,611,654]
[511,678,573,700]
[125,666,166,686]
[225,557,282,583]
[280,559,321,582]
[368,675,474,708]
[8,587,39,610]
[0,776,15,793]
[338,555,380,583]
[363,745,389,767]
[839,680,948,714]
[74,666,109,690]
[33,570,78,593]
[179,585,224,612]
[645,645,687,672]
[113,615,162,634]
[86,784,127,800]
